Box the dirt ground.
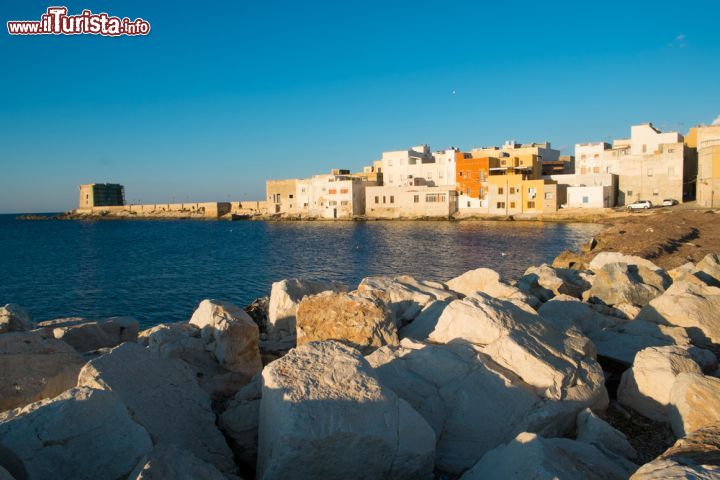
[554,205,720,270]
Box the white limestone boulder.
[0,331,85,412]
[367,337,607,473]
[0,304,33,334]
[142,321,251,401]
[538,294,622,336]
[128,444,228,480]
[618,346,702,422]
[459,432,637,480]
[399,300,451,341]
[0,387,152,480]
[36,316,139,352]
[630,422,720,479]
[267,278,347,341]
[446,268,540,308]
[584,262,670,307]
[589,252,663,272]
[669,373,720,437]
[357,274,458,326]
[77,342,236,474]
[517,264,592,301]
[589,319,691,366]
[189,299,262,379]
[576,408,637,460]
[295,291,397,352]
[637,280,720,347]
[257,341,435,480]
[426,293,606,400]
[219,374,262,465]
[694,253,720,286]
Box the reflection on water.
[0,216,603,328]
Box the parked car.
[627,200,652,210]
[662,198,679,206]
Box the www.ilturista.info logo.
[7,7,150,36]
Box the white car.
[627,200,652,210]
[662,198,679,206]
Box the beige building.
[688,125,720,207]
[575,124,691,205]
[78,183,125,209]
[471,141,560,163]
[380,145,459,187]
[365,181,458,218]
[265,178,299,214]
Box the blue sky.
[1,0,719,213]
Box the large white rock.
[367,337,607,473]
[637,280,720,347]
[589,319,691,366]
[427,293,606,400]
[576,408,637,460]
[618,346,701,422]
[669,373,720,437]
[77,342,236,474]
[189,299,262,378]
[589,252,663,272]
[357,274,457,326]
[128,444,228,480]
[630,422,720,479]
[36,316,139,352]
[219,374,262,465]
[267,278,347,341]
[459,432,637,480]
[0,387,152,480]
[446,268,539,308]
[517,264,591,301]
[694,253,720,287]
[0,304,32,334]
[295,291,397,352]
[257,341,435,480]
[399,300,451,341]
[538,294,622,336]
[143,319,258,401]
[0,331,85,411]
[584,262,670,307]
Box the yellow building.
[486,154,559,215]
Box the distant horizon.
[2,0,719,213]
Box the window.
[509,187,516,194]
[341,201,349,206]
[510,202,516,209]
[388,159,393,166]
[627,190,633,196]
[498,187,504,195]
[375,196,379,204]
[668,148,675,153]
[480,171,486,182]
[328,201,337,206]
[439,170,444,179]
[467,201,471,207]
[592,167,600,174]
[496,202,505,209]
[425,194,447,203]
[459,171,464,177]
[329,189,337,195]
[303,203,308,207]
[653,189,659,196]
[479,187,485,198]
[593,154,600,159]
[301,187,306,193]
[582,196,589,204]
[340,189,349,194]
[581,167,587,175]
[289,194,294,199]
[382,196,386,204]
[390,196,395,204]
[413,195,420,203]
[642,145,647,153]
[527,201,535,209]
[581,154,587,160]
[545,192,553,200]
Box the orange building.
[456,156,494,200]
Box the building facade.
[380,145,459,188]
[365,182,458,218]
[545,173,618,208]
[689,125,720,207]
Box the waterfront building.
[265,178,299,214]
[380,145,460,188]
[688,125,720,207]
[575,124,691,205]
[545,173,617,208]
[484,154,561,215]
[78,183,125,209]
[365,180,458,218]
[471,141,561,163]
[542,155,575,176]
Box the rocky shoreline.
[2,248,720,479]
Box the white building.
[295,170,377,219]
[545,173,618,208]
[574,124,689,205]
[380,145,457,188]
